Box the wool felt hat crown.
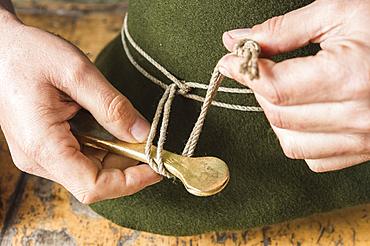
[90,0,370,236]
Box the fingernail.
[227,28,252,39]
[218,66,232,78]
[131,116,150,142]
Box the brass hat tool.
[69,111,230,197]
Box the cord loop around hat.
[121,14,261,178]
[176,81,192,95]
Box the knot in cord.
[142,38,261,177]
[121,14,262,177]
[177,81,191,95]
[181,39,261,157]
[234,39,261,80]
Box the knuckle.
[323,0,347,18]
[67,56,91,85]
[103,93,135,126]
[14,161,34,173]
[365,64,370,87]
[255,15,287,54]
[10,152,39,175]
[306,160,327,173]
[264,107,288,129]
[347,57,370,100]
[113,170,133,196]
[347,83,366,100]
[314,0,347,22]
[76,192,98,205]
[267,15,284,35]
[279,136,305,159]
[356,117,370,133]
[264,80,286,106]
[42,133,78,163]
[22,138,43,162]
[356,135,370,154]
[318,51,347,85]
[55,145,79,160]
[75,170,130,204]
[349,106,370,133]
[34,104,54,120]
[73,183,100,205]
[324,48,358,92]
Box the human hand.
[0,13,161,204]
[219,0,370,172]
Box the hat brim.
[89,35,370,236]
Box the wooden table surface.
[1,1,370,245]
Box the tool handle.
[76,134,148,163]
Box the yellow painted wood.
[1,2,370,245]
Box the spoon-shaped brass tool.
[69,111,230,196]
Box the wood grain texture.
[1,1,370,245]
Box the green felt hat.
[91,0,370,236]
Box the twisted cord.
[122,14,261,176]
[182,40,261,156]
[121,15,263,110]
[182,67,224,156]
[123,15,190,94]
[144,85,176,178]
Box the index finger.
[218,48,353,106]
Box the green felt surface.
[90,0,370,236]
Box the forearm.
[0,0,15,14]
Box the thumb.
[64,60,150,143]
[222,1,341,56]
